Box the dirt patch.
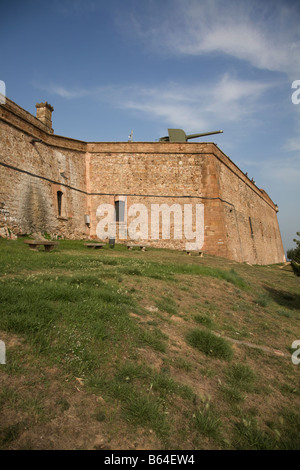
[136,347,164,371]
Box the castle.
[0,98,286,265]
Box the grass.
[220,363,256,404]
[0,238,299,450]
[225,363,256,391]
[193,314,214,328]
[233,418,277,450]
[193,405,222,440]
[186,329,233,361]
[155,295,178,315]
[254,292,272,308]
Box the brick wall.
[213,145,285,264]
[0,97,286,264]
[0,98,88,239]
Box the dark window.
[115,200,125,222]
[57,191,63,216]
[249,217,254,237]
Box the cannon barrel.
[159,128,223,142]
[186,130,223,140]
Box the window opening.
[115,200,125,222]
[57,191,63,217]
[249,216,254,237]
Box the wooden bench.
[126,244,146,251]
[186,250,204,257]
[84,243,105,249]
[24,240,59,252]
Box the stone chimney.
[36,102,54,133]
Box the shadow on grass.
[263,285,300,311]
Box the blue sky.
[1,0,300,254]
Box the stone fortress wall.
[0,97,286,265]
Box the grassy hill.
[0,238,299,450]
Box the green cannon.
[159,128,223,142]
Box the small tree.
[287,232,300,277]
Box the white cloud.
[125,0,300,77]
[33,81,91,99]
[114,76,274,131]
[283,106,300,152]
[48,85,91,99]
[242,154,300,186]
[34,74,274,132]
[284,137,300,153]
[205,74,274,120]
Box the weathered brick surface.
[213,146,285,264]
[0,99,88,239]
[0,97,285,264]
